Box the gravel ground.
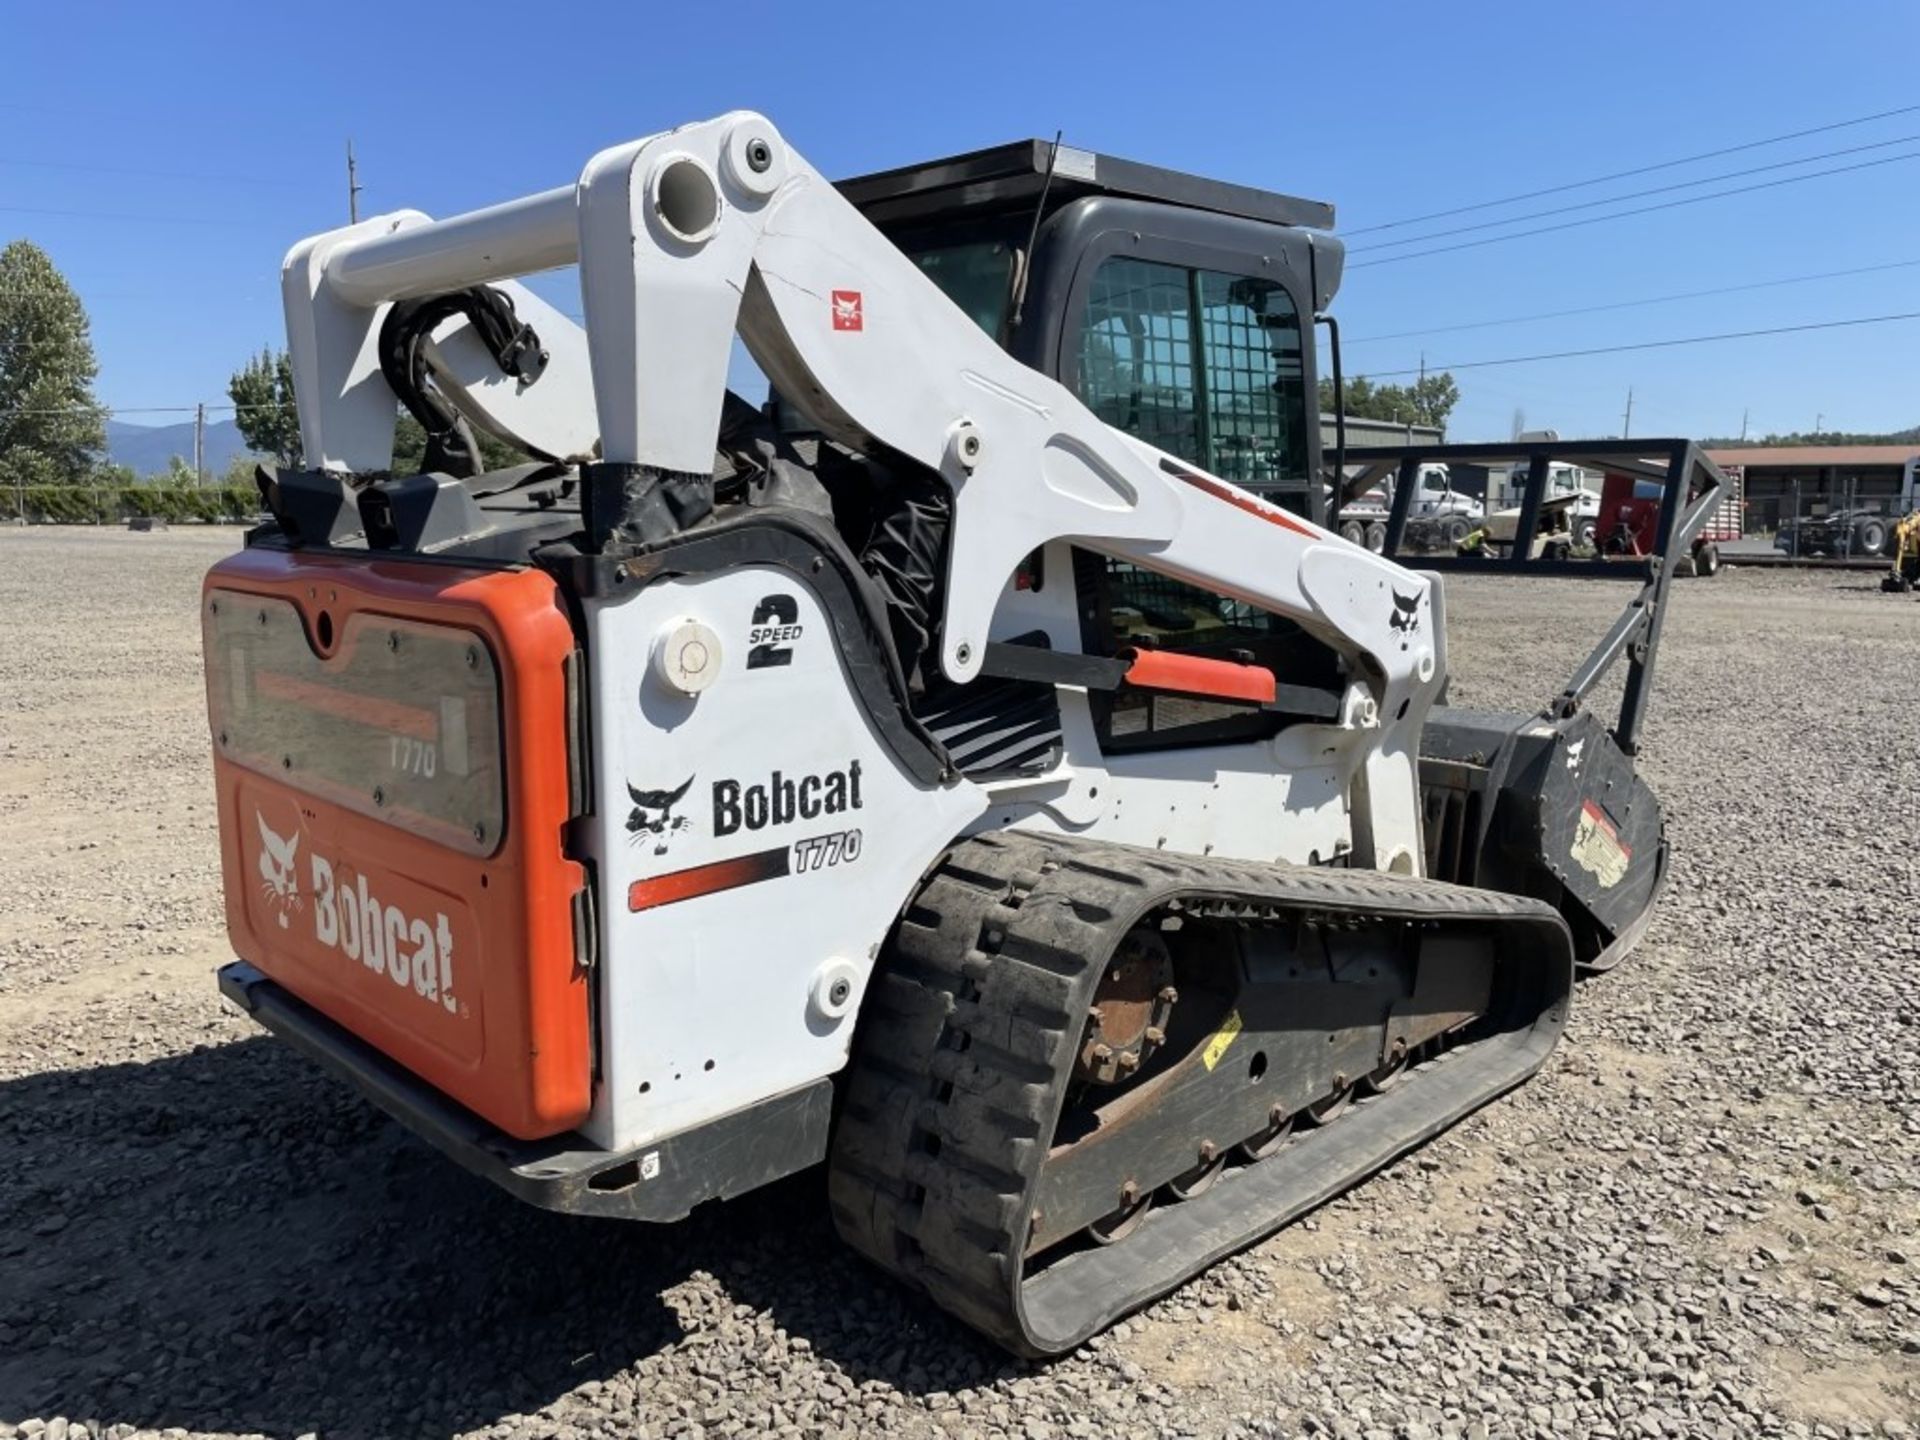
[1,526,1915,1440]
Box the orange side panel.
[1123,648,1278,707]
[202,548,588,1141]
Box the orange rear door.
[203,547,590,1140]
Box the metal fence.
[1769,475,1908,561]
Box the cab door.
[1018,196,1328,526]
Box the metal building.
[1320,413,1442,453]
[1706,444,1918,532]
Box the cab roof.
[837,139,1335,233]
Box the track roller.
[1164,1145,1226,1200]
[1235,1106,1294,1162]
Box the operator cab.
[836,140,1344,526]
[825,142,1350,750]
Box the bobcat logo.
[627,777,695,855]
[830,289,863,332]
[1388,589,1422,635]
[256,812,303,928]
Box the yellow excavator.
[1883,458,1920,594]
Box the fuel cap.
[650,618,722,697]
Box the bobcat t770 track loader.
[204,113,1707,1356]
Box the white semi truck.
[1336,462,1482,551]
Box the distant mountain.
[104,417,257,477]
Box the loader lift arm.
[277,111,1444,871]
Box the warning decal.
[1202,1009,1243,1071]
[1571,800,1631,889]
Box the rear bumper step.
[218,961,831,1221]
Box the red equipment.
[1601,472,1661,557]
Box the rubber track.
[827,831,1574,1357]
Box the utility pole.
[1418,351,1426,384]
[346,140,362,224]
[1814,412,1823,435]
[1621,386,1634,439]
[193,403,205,483]
[1740,408,1749,442]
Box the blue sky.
[4,0,1916,443]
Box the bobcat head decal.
[256,812,303,928]
[627,776,695,856]
[1388,588,1422,635]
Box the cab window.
[1082,553,1343,753]
[1073,255,1327,751]
[1075,257,1310,493]
[909,240,1016,342]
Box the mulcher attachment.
[828,832,1574,1357]
[1419,706,1667,974]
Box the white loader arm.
[283,209,600,468]
[282,110,1444,872]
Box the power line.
[1340,257,1920,345]
[1348,149,1920,269]
[1345,102,1920,235]
[1349,132,1920,254]
[0,280,281,301]
[0,155,304,188]
[15,320,1919,424]
[1359,310,1920,378]
[24,311,1920,413]
[20,308,1920,407]
[0,402,293,418]
[0,203,281,228]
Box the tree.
[1318,371,1461,434]
[220,454,262,487]
[391,411,529,475]
[0,240,108,486]
[228,348,302,464]
[1701,422,1920,448]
